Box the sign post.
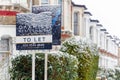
[16,12,52,80]
[30,1,35,80]
[44,52,48,80]
[32,52,35,80]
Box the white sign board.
[16,35,52,43]
[16,12,52,50]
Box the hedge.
[9,37,99,80]
[60,37,99,80]
[9,52,78,80]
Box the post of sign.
[30,0,35,80]
[32,51,35,80]
[30,0,49,79]
[44,51,48,80]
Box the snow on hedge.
[60,36,99,56]
[48,51,78,68]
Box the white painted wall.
[96,25,101,48]
[99,54,118,69]
[63,0,71,31]
[0,25,16,38]
[98,31,118,69]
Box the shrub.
[60,37,99,80]
[114,68,120,80]
[9,51,78,80]
[9,54,32,80]
[9,37,99,80]
[48,52,78,80]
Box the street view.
[0,0,120,80]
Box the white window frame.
[74,12,79,35]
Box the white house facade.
[0,0,29,79]
[83,9,118,69]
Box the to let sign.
[16,12,52,50]
[32,5,62,45]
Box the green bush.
[60,37,99,80]
[9,37,99,80]
[48,52,78,80]
[9,52,78,80]
[114,68,120,80]
[9,54,32,80]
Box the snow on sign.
[32,5,61,45]
[16,12,52,50]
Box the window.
[106,39,108,50]
[0,39,9,51]
[96,29,98,44]
[100,34,102,46]
[58,0,62,4]
[89,26,93,40]
[41,0,49,5]
[83,18,86,36]
[74,12,79,35]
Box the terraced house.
[0,0,119,79]
[0,0,29,79]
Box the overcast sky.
[72,0,120,38]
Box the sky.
[72,0,120,38]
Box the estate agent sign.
[16,12,52,50]
[32,5,61,45]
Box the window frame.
[74,12,79,35]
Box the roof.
[107,35,113,39]
[97,24,103,27]
[84,11,92,16]
[90,19,99,23]
[104,32,109,34]
[72,2,87,10]
[100,29,107,31]
[112,40,116,42]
